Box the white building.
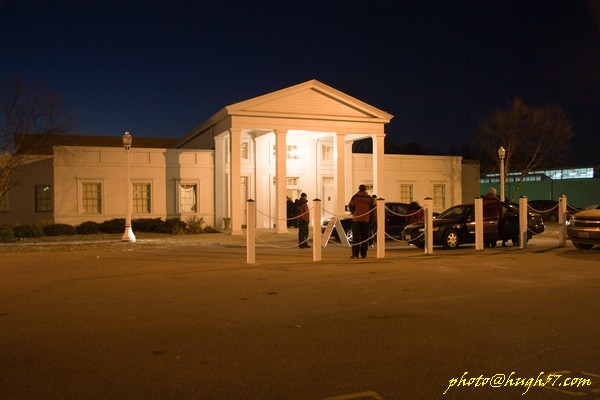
[0,80,480,231]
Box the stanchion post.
[312,198,322,262]
[246,199,255,264]
[519,196,528,249]
[474,197,484,251]
[558,194,567,247]
[376,198,385,259]
[424,197,434,255]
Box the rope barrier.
[349,231,377,247]
[256,205,314,221]
[384,230,425,243]
[321,207,349,219]
[528,203,559,215]
[254,233,309,249]
[383,204,422,218]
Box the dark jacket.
[349,191,375,222]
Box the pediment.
[225,80,392,122]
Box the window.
[286,177,299,187]
[241,140,249,161]
[133,183,151,213]
[82,183,102,214]
[399,184,413,203]
[321,144,333,163]
[286,144,299,160]
[35,185,53,212]
[433,184,446,209]
[179,184,197,213]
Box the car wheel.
[573,242,593,250]
[442,229,459,249]
[345,228,353,243]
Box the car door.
[385,203,409,237]
[466,206,500,241]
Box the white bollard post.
[424,197,434,255]
[246,199,255,264]
[474,197,484,251]
[519,196,528,249]
[377,198,385,259]
[558,194,567,247]
[312,198,322,262]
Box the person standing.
[296,193,310,248]
[348,184,376,258]
[482,187,502,248]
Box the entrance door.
[322,176,334,218]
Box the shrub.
[202,226,220,233]
[100,218,125,233]
[164,218,186,234]
[133,218,165,233]
[184,216,205,234]
[0,225,14,242]
[76,221,101,235]
[13,224,45,238]
[43,223,76,236]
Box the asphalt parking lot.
[1,225,599,399]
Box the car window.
[386,204,408,216]
[439,206,467,219]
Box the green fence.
[480,178,600,209]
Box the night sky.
[2,0,599,165]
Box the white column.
[424,197,434,255]
[312,198,322,261]
[229,128,243,235]
[275,129,288,233]
[333,132,347,217]
[344,140,353,208]
[519,196,528,249]
[246,199,255,264]
[376,197,385,259]
[558,194,567,247]
[214,135,227,229]
[372,133,385,198]
[474,197,484,251]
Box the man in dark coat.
[296,193,310,248]
[348,184,376,258]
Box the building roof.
[178,79,393,147]
[17,134,180,155]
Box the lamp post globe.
[122,131,136,242]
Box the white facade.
[0,80,480,229]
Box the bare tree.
[0,77,72,205]
[476,98,574,202]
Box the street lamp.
[121,131,136,242]
[498,146,506,203]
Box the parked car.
[322,202,416,242]
[566,204,600,250]
[527,200,579,222]
[402,203,545,249]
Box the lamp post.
[498,146,506,203]
[121,131,136,242]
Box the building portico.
[179,80,391,235]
